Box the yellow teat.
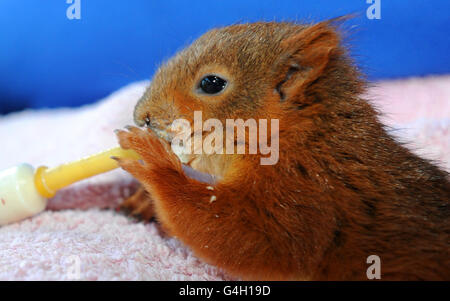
[34,147,140,198]
[0,146,140,226]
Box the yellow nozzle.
[34,147,140,198]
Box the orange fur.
[115,20,450,280]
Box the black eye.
[199,75,227,94]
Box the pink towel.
[0,76,449,280]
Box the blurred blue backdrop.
[0,0,449,114]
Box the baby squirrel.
[114,19,450,280]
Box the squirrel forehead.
[153,22,308,83]
[196,22,305,54]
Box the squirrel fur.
[114,20,450,280]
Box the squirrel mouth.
[148,125,193,165]
[148,125,217,184]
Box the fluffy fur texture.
[0,75,448,280]
[116,21,450,280]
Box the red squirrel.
[113,19,450,280]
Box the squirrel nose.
[143,115,151,127]
[134,112,151,127]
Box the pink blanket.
[0,76,449,280]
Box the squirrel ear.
[275,21,340,102]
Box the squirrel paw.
[113,126,181,180]
[120,185,155,221]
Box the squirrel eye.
[199,75,227,94]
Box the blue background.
[0,0,449,114]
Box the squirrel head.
[134,19,364,169]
